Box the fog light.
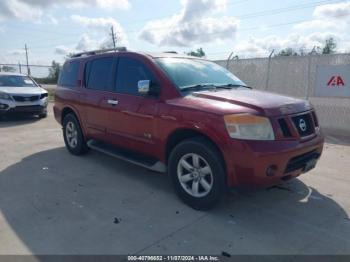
[266,165,278,177]
[0,104,8,109]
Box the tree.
[276,48,298,57]
[1,66,16,72]
[186,48,206,57]
[322,37,337,54]
[48,61,61,83]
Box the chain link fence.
[215,53,350,134]
[0,63,54,79]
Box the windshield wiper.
[215,83,252,89]
[180,84,217,92]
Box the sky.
[0,0,349,68]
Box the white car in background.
[0,72,48,118]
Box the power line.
[0,0,342,52]
[4,0,338,39]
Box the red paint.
[54,52,324,188]
[327,75,345,87]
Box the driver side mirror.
[138,80,150,95]
[138,80,159,97]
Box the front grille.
[291,113,314,137]
[285,150,320,173]
[278,118,292,137]
[311,111,319,127]
[9,105,44,113]
[12,95,40,102]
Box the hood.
[0,86,46,95]
[189,88,311,116]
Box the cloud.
[293,2,350,32]
[7,49,26,56]
[54,45,73,55]
[0,0,42,22]
[47,14,58,25]
[139,0,239,47]
[313,1,350,19]
[70,15,128,49]
[0,0,131,22]
[53,15,128,57]
[234,2,350,58]
[234,32,342,58]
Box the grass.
[47,89,55,101]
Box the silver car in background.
[0,72,48,118]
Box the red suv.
[54,49,324,209]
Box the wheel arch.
[61,106,87,137]
[165,128,227,173]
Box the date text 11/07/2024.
[127,255,220,261]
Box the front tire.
[168,137,226,210]
[63,113,89,155]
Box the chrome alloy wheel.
[177,153,214,198]
[65,121,78,148]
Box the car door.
[80,56,116,141]
[106,56,160,157]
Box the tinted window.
[116,57,155,95]
[156,58,245,90]
[58,61,79,87]
[85,57,114,91]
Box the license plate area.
[304,158,317,172]
[284,150,320,174]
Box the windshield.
[156,58,246,90]
[0,75,37,87]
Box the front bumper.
[0,98,48,115]
[225,132,324,188]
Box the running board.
[87,140,167,173]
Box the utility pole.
[18,62,22,74]
[110,26,117,51]
[25,44,30,75]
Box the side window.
[85,57,114,91]
[58,61,79,88]
[116,57,156,95]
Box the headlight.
[0,92,11,100]
[224,114,275,140]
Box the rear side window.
[85,57,114,91]
[58,61,79,87]
[116,57,155,95]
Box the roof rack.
[70,47,127,58]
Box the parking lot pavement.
[0,104,349,255]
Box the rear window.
[58,61,80,87]
[85,57,114,91]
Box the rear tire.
[168,137,226,210]
[63,113,89,155]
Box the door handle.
[107,99,119,105]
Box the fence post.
[226,52,233,70]
[265,49,275,90]
[306,55,312,100]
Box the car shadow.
[0,147,349,255]
[0,114,40,128]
